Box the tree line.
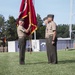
[0,14,75,41]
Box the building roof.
[58,38,71,40]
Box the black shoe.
[48,61,51,64]
[51,62,58,64]
[20,62,25,65]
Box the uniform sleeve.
[20,26,26,33]
[45,28,47,38]
[52,22,56,31]
[45,26,49,38]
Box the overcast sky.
[0,0,75,24]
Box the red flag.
[18,0,37,35]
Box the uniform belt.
[49,34,53,36]
[19,36,26,38]
[49,33,53,36]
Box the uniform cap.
[19,18,25,22]
[47,14,54,18]
[43,17,48,21]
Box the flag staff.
[69,0,73,38]
[29,0,37,53]
[33,0,37,49]
[33,0,36,40]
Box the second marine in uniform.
[44,14,58,64]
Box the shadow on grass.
[59,60,75,64]
[26,60,75,65]
[26,62,48,65]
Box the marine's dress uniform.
[45,21,58,64]
[17,25,27,63]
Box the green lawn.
[0,50,75,75]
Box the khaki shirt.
[17,25,27,38]
[45,21,56,38]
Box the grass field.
[0,50,75,75]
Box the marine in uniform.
[17,18,31,65]
[45,14,58,64]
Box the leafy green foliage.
[0,15,18,41]
[5,16,18,41]
[57,24,69,38]
[37,14,43,26]
[36,26,46,39]
[0,14,5,28]
[0,14,75,40]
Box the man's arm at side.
[52,30,56,41]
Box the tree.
[37,14,43,26]
[36,13,45,39]
[0,14,5,40]
[72,24,75,30]
[0,14,73,40]
[57,24,69,38]
[5,16,18,41]
[36,26,46,39]
[0,14,5,28]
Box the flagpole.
[69,0,73,39]
[33,0,37,50]
[28,0,32,54]
[28,0,37,53]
